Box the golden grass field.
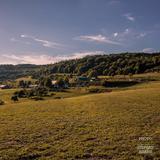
[0,81,160,159]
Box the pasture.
[0,81,160,159]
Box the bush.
[13,87,49,100]
[88,88,101,93]
[11,96,18,102]
[54,96,62,99]
[14,90,27,98]
[0,100,4,105]
[50,93,55,96]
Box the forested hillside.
[0,64,40,81]
[47,53,160,77]
[0,53,160,81]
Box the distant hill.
[0,64,40,81]
[0,53,160,81]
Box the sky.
[0,0,160,64]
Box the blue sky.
[0,0,160,64]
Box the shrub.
[13,87,49,100]
[50,93,55,96]
[11,96,18,102]
[54,96,62,99]
[14,90,27,98]
[0,100,4,105]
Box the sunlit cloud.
[75,34,122,45]
[1,51,105,65]
[113,32,118,37]
[142,48,155,53]
[20,34,64,49]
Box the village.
[0,75,102,90]
[0,75,111,102]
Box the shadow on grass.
[106,81,140,88]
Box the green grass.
[0,82,160,159]
[99,72,160,81]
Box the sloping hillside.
[0,64,40,81]
[47,53,160,76]
[0,82,160,159]
[1,53,160,81]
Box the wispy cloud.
[123,13,135,22]
[142,48,155,53]
[112,28,148,42]
[112,28,131,42]
[10,37,30,45]
[137,33,147,39]
[10,37,19,42]
[20,34,64,49]
[1,51,105,65]
[108,0,120,5]
[75,34,122,45]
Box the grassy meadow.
[0,77,160,159]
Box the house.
[0,85,10,89]
[90,77,97,82]
[28,84,38,88]
[52,80,69,89]
[89,77,101,86]
[52,80,59,88]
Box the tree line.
[42,52,160,77]
[0,53,160,81]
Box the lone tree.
[39,76,52,89]
[56,78,65,88]
[44,77,52,89]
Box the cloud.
[123,13,135,22]
[113,32,118,37]
[112,28,131,42]
[137,33,147,38]
[75,34,122,45]
[1,51,105,65]
[108,0,120,5]
[113,28,148,42]
[71,51,105,59]
[20,34,64,49]
[142,48,155,53]
[10,37,30,45]
[10,38,18,42]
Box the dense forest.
[0,64,40,81]
[45,52,160,77]
[0,53,160,81]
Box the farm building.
[0,85,10,89]
[89,77,101,86]
[52,80,69,89]
[28,84,38,88]
[52,80,59,88]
